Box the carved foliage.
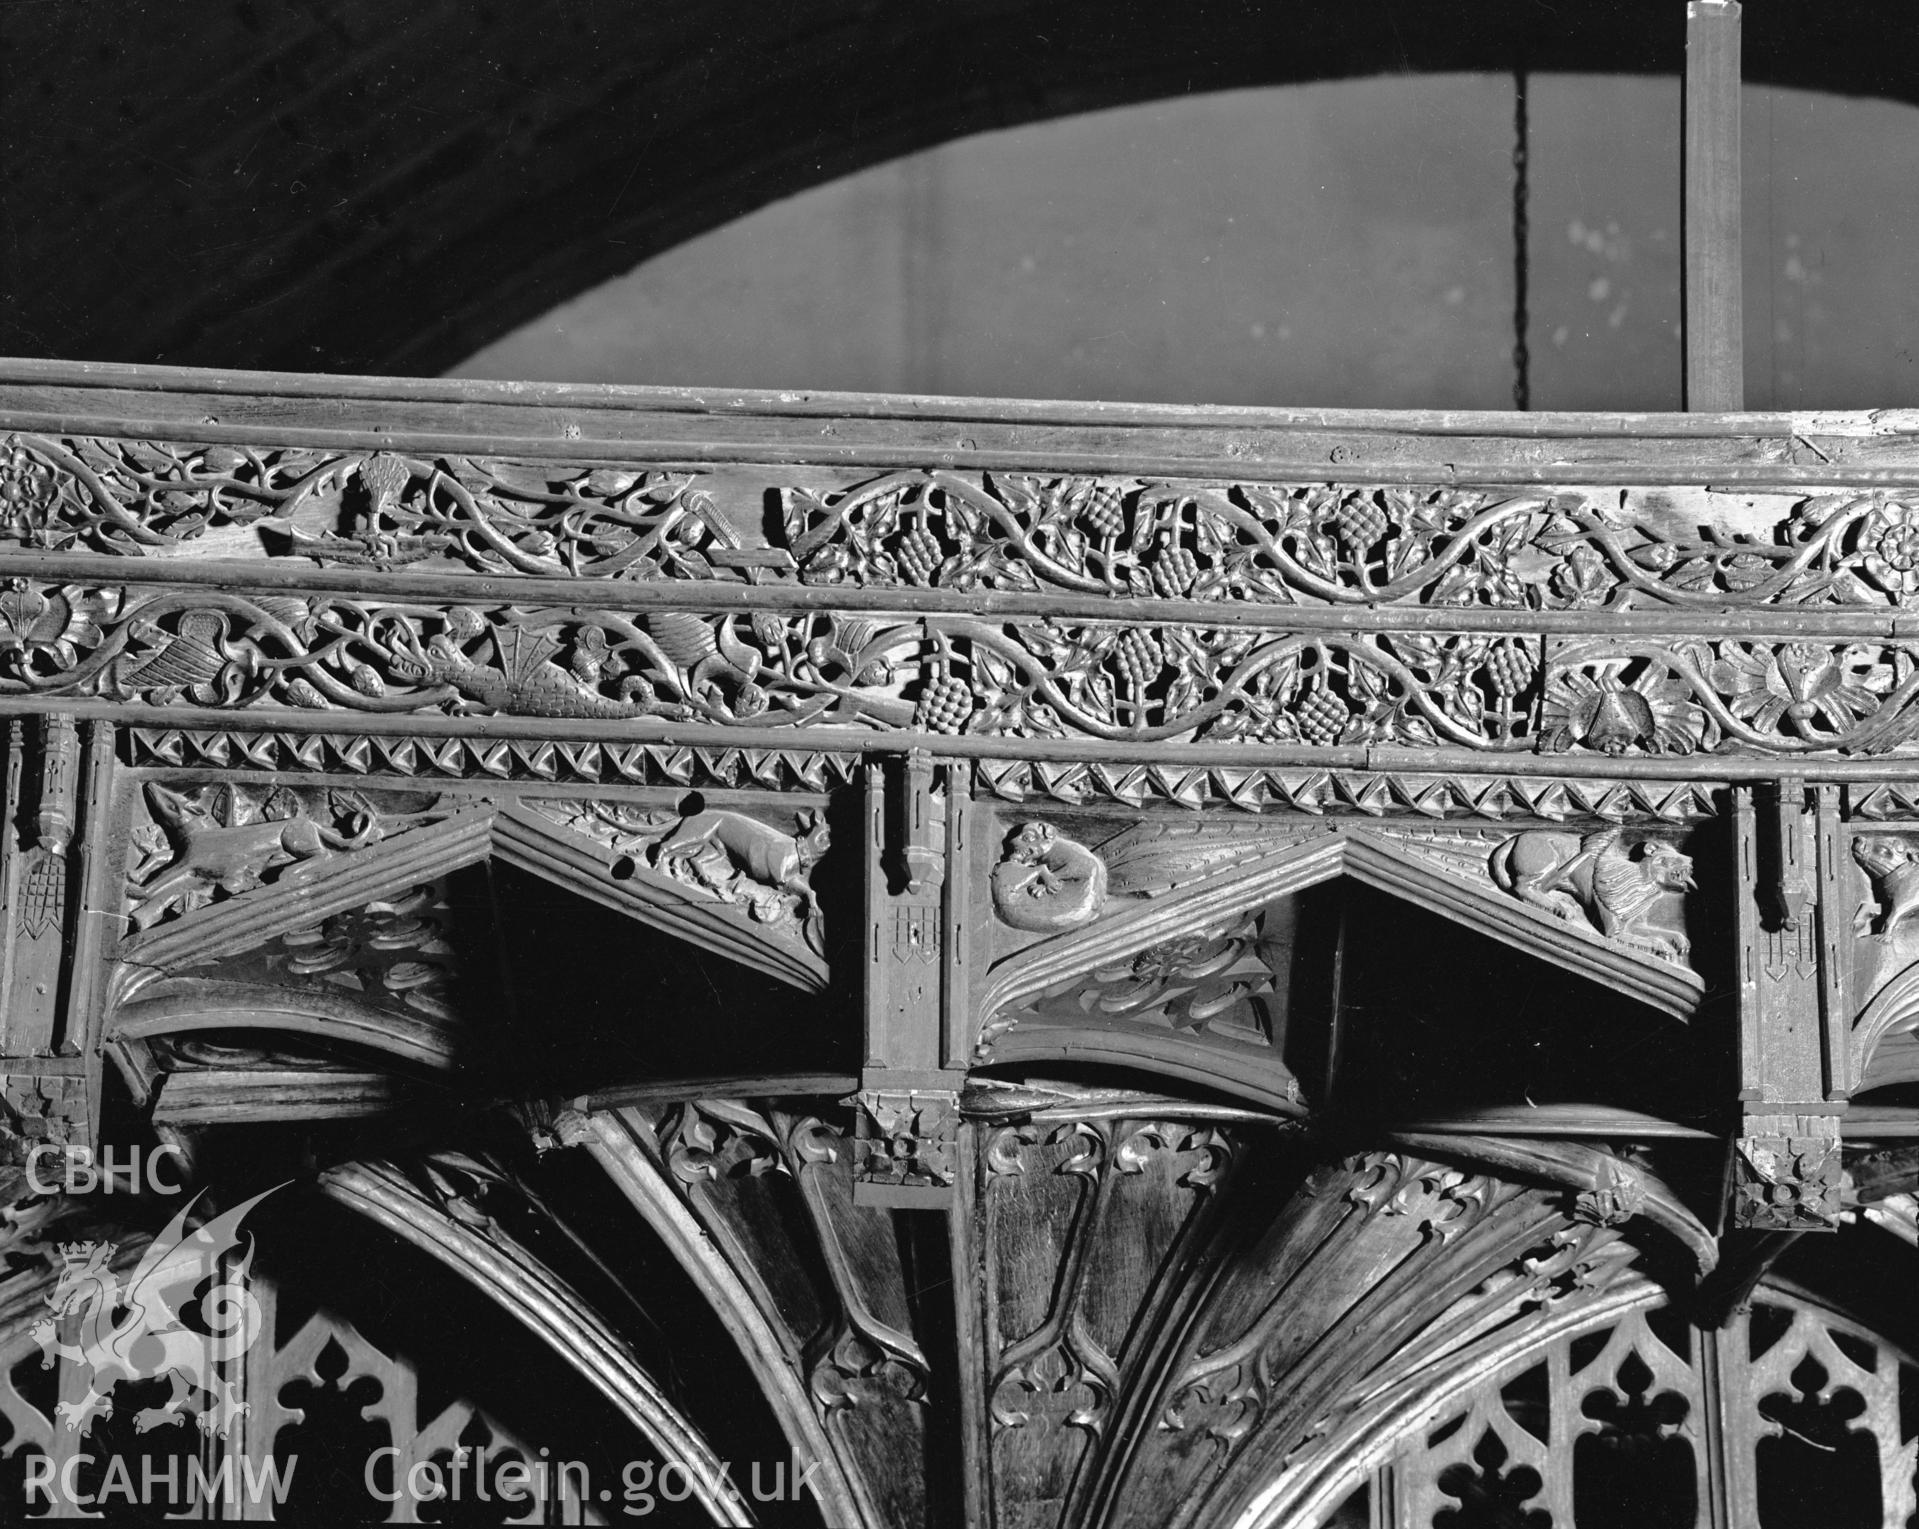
[956,626,1537,749]
[0,434,759,580]
[16,431,1919,616]
[0,583,1539,749]
[851,1090,958,1192]
[1734,1115,1845,1232]
[16,577,1919,756]
[253,883,457,1021]
[784,471,1919,611]
[1544,640,1919,756]
[1011,908,1288,1048]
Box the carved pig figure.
[648,807,830,918]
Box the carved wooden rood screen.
[0,360,1917,1526]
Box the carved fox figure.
[127,783,381,930]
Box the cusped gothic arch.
[974,820,1702,1113]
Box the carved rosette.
[850,1090,959,1193]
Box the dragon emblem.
[31,1187,279,1437]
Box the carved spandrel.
[991,909,1292,1057]
[1852,832,1919,943]
[1847,828,1919,1095]
[1486,826,1694,961]
[526,794,831,957]
[166,881,461,1022]
[982,813,1320,947]
[990,823,1108,933]
[121,780,442,933]
[1377,820,1698,962]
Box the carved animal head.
[142,782,208,828]
[1853,835,1919,882]
[794,808,830,868]
[1008,822,1058,864]
[1641,840,1695,891]
[385,629,462,684]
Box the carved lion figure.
[1488,827,1693,959]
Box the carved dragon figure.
[1488,826,1693,959]
[387,627,668,719]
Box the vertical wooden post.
[1684,0,1743,410]
[1731,783,1843,1231]
[855,752,961,1207]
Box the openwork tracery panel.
[1334,1289,1919,1529]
